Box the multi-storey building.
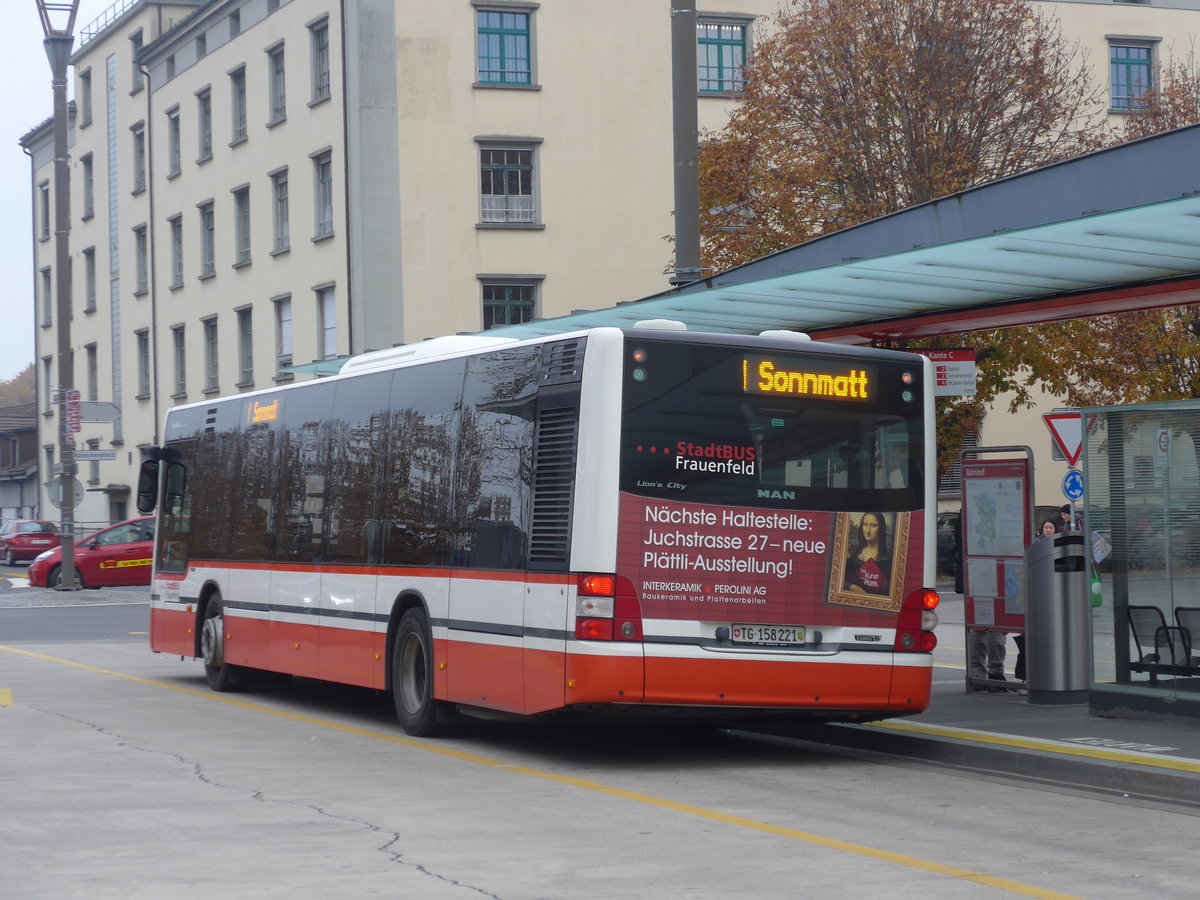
[21,0,1200,526]
[20,0,766,525]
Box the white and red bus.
[139,324,938,735]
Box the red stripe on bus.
[165,560,572,584]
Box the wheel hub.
[201,615,224,667]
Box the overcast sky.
[2,1,110,383]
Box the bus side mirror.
[136,458,160,514]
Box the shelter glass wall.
[1084,400,1200,720]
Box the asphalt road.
[0,601,148,641]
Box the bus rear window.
[620,339,923,511]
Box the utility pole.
[669,0,702,286]
[35,0,81,590]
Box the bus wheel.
[393,608,440,736]
[201,596,243,692]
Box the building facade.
[0,404,40,520]
[21,0,1200,526]
[20,0,766,525]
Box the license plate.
[32,540,50,545]
[730,623,806,646]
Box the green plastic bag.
[1090,566,1103,608]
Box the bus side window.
[165,460,188,515]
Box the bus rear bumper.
[567,648,931,715]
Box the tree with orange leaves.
[698,0,1104,273]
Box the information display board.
[962,458,1031,631]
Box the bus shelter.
[1084,400,1200,722]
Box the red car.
[0,519,61,566]
[28,517,155,588]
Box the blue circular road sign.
[1063,468,1085,502]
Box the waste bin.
[1023,532,1090,704]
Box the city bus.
[138,323,939,735]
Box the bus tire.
[392,607,440,736]
[201,596,244,692]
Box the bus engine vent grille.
[540,339,585,386]
[204,408,219,434]
[529,406,578,568]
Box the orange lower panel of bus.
[642,654,930,712]
[150,606,195,657]
[152,606,929,717]
[567,651,929,713]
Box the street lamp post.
[670,0,701,286]
[36,0,81,590]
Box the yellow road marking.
[869,719,1200,774]
[0,644,1085,900]
[0,688,12,706]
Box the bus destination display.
[743,355,873,401]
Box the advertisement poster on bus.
[617,495,919,624]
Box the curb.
[834,720,1200,807]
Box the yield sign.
[1043,412,1084,466]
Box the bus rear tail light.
[894,587,939,653]
[575,574,643,642]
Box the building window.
[42,358,53,413]
[166,55,176,79]
[481,281,537,329]
[172,326,186,397]
[40,268,52,326]
[166,108,181,176]
[197,89,213,161]
[237,308,254,385]
[271,168,290,252]
[274,296,293,371]
[1110,42,1154,111]
[86,344,99,401]
[134,225,149,294]
[79,69,92,126]
[85,438,101,485]
[233,186,251,265]
[130,30,144,92]
[476,8,531,85]
[38,181,50,240]
[81,154,94,218]
[480,145,536,224]
[230,10,241,38]
[168,216,183,288]
[132,123,146,192]
[136,329,151,397]
[203,317,219,392]
[697,20,747,94]
[230,67,247,143]
[199,201,216,277]
[83,247,96,312]
[313,151,334,238]
[310,19,330,102]
[196,34,207,59]
[268,44,287,124]
[316,286,336,359]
